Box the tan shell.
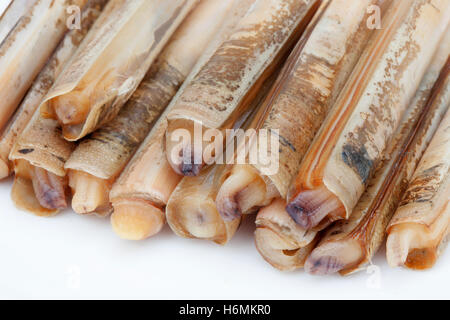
[11,175,59,217]
[314,35,450,275]
[41,0,198,141]
[323,0,450,218]
[166,0,320,132]
[389,107,450,229]
[256,198,317,248]
[289,0,450,223]
[255,227,318,271]
[64,0,233,180]
[0,0,87,132]
[9,112,74,177]
[164,52,282,243]
[166,165,240,245]
[255,198,318,271]
[249,0,385,198]
[110,0,258,206]
[386,108,450,269]
[0,0,108,178]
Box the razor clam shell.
[256,198,317,248]
[0,0,108,177]
[288,0,449,223]
[317,38,450,274]
[9,112,75,177]
[0,0,88,132]
[65,60,184,180]
[166,164,241,245]
[166,0,319,131]
[41,0,198,141]
[389,107,450,229]
[249,0,384,198]
[255,224,319,271]
[164,63,281,243]
[323,0,450,218]
[64,0,233,180]
[11,175,59,217]
[110,0,258,205]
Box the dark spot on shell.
[218,194,241,221]
[196,213,204,224]
[341,144,373,183]
[285,200,312,229]
[305,255,344,275]
[181,162,201,177]
[270,129,296,152]
[149,1,185,53]
[90,137,108,144]
[54,155,66,163]
[18,149,34,154]
[282,249,299,256]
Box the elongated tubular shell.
[0,0,87,133]
[41,0,198,141]
[0,0,36,45]
[109,0,258,240]
[64,0,237,217]
[165,78,276,243]
[255,198,318,271]
[9,66,80,216]
[166,165,241,245]
[11,159,67,217]
[111,198,166,240]
[166,0,321,240]
[9,111,75,216]
[109,133,178,240]
[0,0,108,180]
[387,107,450,270]
[216,0,387,221]
[286,0,450,230]
[68,170,113,217]
[305,42,450,276]
[165,52,286,243]
[216,164,280,221]
[165,0,321,177]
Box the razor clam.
[255,198,319,271]
[0,0,88,133]
[286,0,450,229]
[165,0,320,177]
[0,0,109,179]
[109,0,258,240]
[64,0,238,216]
[41,0,198,141]
[166,165,241,245]
[305,41,450,275]
[9,113,74,216]
[386,107,450,270]
[165,64,282,244]
[215,0,386,221]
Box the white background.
[1,0,448,300]
[0,1,10,13]
[0,178,448,300]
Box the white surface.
[0,178,448,300]
[0,1,12,15]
